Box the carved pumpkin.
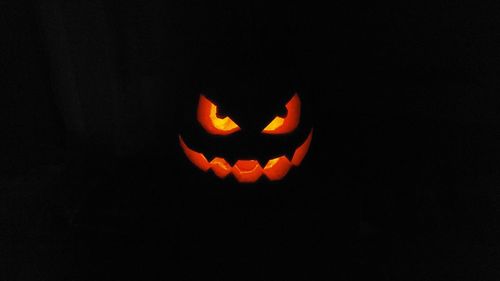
[179,92,313,183]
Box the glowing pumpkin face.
[179,93,313,183]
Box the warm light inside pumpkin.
[178,130,313,183]
[263,116,285,131]
[198,95,240,135]
[262,93,301,134]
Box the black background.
[2,0,500,280]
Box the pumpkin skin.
[178,92,313,183]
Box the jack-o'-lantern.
[178,91,313,183]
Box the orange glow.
[210,157,232,178]
[233,160,263,183]
[291,129,313,166]
[179,135,210,172]
[263,116,285,131]
[197,95,240,135]
[179,130,313,183]
[263,156,292,181]
[262,93,301,134]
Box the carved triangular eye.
[262,93,301,134]
[197,95,241,135]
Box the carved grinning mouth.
[179,130,313,183]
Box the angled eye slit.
[197,95,241,135]
[262,93,301,134]
[263,115,285,131]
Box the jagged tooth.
[284,150,295,162]
[226,158,237,168]
[263,156,292,181]
[261,159,272,169]
[204,152,215,163]
[232,160,264,183]
[210,157,232,179]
